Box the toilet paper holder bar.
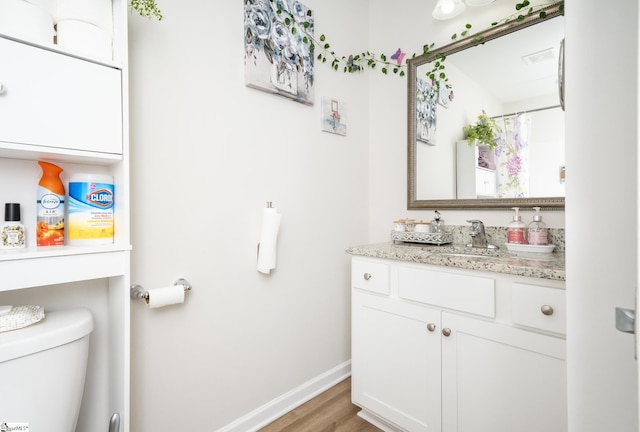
[130,278,192,302]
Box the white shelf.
[0,246,131,292]
[0,142,123,165]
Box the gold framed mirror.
[407,3,565,210]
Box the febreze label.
[68,180,114,244]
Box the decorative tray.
[391,230,453,245]
[504,243,556,254]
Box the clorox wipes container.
[67,173,114,245]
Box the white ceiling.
[445,16,565,105]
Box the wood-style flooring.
[258,377,382,432]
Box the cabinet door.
[441,313,567,432]
[475,168,496,197]
[352,291,442,432]
[0,37,122,154]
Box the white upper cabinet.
[0,36,122,156]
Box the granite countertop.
[345,242,566,281]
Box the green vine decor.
[130,0,163,20]
[275,0,563,82]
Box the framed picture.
[416,78,437,145]
[438,84,452,108]
[244,0,315,105]
[321,97,346,135]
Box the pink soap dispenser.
[507,207,526,244]
[527,207,549,245]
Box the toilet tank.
[0,308,94,432]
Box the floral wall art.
[244,0,314,105]
[416,78,438,144]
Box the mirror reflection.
[408,6,565,209]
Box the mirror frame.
[407,3,565,210]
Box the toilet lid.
[0,305,44,333]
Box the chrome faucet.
[466,220,499,249]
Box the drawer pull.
[541,305,554,316]
[363,273,372,281]
[427,323,436,332]
[442,327,452,337]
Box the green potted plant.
[462,111,501,150]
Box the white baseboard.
[216,360,352,432]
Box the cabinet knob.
[363,273,372,281]
[427,323,436,332]
[442,327,452,337]
[541,305,554,316]
[0,82,5,95]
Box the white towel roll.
[56,0,112,31]
[56,19,113,61]
[257,206,282,274]
[0,0,55,45]
[25,0,55,19]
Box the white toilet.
[0,307,94,432]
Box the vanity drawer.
[352,259,390,295]
[512,283,566,334]
[398,267,495,317]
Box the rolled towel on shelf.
[55,19,113,61]
[0,0,55,46]
[56,0,112,30]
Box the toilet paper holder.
[130,278,192,302]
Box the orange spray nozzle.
[38,161,65,195]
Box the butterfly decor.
[347,55,361,72]
[390,48,406,66]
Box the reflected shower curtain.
[495,113,531,198]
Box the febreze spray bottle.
[37,161,65,246]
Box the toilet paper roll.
[56,0,112,31]
[56,19,113,61]
[0,0,55,45]
[257,206,281,274]
[146,285,185,309]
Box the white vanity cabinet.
[351,257,567,432]
[0,0,131,430]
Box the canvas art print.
[321,98,346,135]
[244,0,314,105]
[416,78,437,144]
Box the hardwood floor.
[259,377,382,432]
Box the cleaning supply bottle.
[37,161,65,246]
[67,173,114,245]
[527,206,548,245]
[507,207,526,244]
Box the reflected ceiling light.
[464,0,496,6]
[432,0,465,20]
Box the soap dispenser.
[527,207,548,245]
[507,207,526,244]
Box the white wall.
[127,1,369,430]
[127,0,569,430]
